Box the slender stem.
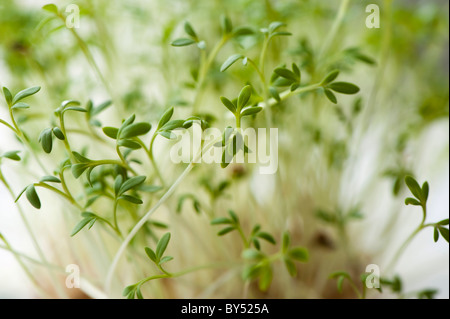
[318,0,350,62]
[148,134,166,188]
[0,118,17,133]
[386,204,429,273]
[192,36,230,113]
[237,226,249,248]
[104,135,222,295]
[0,169,68,298]
[0,234,51,298]
[35,182,82,210]
[115,144,138,175]
[59,113,76,163]
[113,200,122,237]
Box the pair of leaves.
[70,212,98,237]
[211,210,241,236]
[319,70,360,104]
[177,194,201,214]
[270,63,301,94]
[15,176,62,209]
[242,231,308,292]
[103,114,151,149]
[281,232,309,277]
[404,175,429,207]
[171,22,205,49]
[114,175,146,205]
[85,100,112,127]
[433,219,449,243]
[2,86,41,109]
[145,232,174,266]
[123,283,144,299]
[38,127,65,153]
[219,129,250,168]
[248,224,276,250]
[261,21,292,40]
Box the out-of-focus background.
[0,0,448,298]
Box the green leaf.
[228,210,239,223]
[269,87,280,102]
[274,68,298,82]
[421,182,429,202]
[237,85,252,109]
[218,227,235,236]
[118,195,143,205]
[321,70,340,85]
[232,27,254,37]
[120,122,151,138]
[11,102,30,109]
[221,15,232,34]
[139,185,163,193]
[438,227,449,243]
[171,38,196,46]
[40,176,61,183]
[70,217,92,237]
[3,87,12,106]
[184,22,197,39]
[52,127,65,140]
[26,185,41,209]
[157,107,174,130]
[405,176,422,200]
[38,128,53,153]
[282,231,290,253]
[242,264,261,280]
[64,106,86,113]
[114,175,123,196]
[329,271,351,279]
[292,63,300,79]
[211,217,232,225]
[288,247,309,262]
[240,106,262,117]
[158,256,174,265]
[1,150,21,161]
[72,151,90,163]
[258,264,273,291]
[437,219,449,226]
[220,96,237,113]
[324,89,337,104]
[434,227,440,242]
[119,176,146,195]
[91,100,112,116]
[159,131,176,139]
[117,139,142,149]
[220,54,244,72]
[405,197,421,206]
[156,233,171,260]
[72,164,89,179]
[256,232,276,245]
[12,86,40,105]
[284,257,297,277]
[103,127,119,139]
[42,4,58,14]
[290,83,300,92]
[122,285,136,297]
[328,82,360,94]
[268,21,286,33]
[242,249,264,260]
[160,119,184,131]
[145,247,157,262]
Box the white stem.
[104,136,221,296]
